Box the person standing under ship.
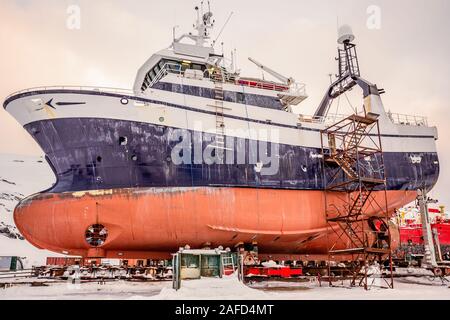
[443,250,450,261]
[406,240,414,264]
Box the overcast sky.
[0,0,449,203]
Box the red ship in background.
[397,206,450,247]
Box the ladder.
[221,254,236,275]
[211,69,226,148]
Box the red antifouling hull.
[14,187,409,259]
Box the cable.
[213,12,234,47]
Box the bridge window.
[141,59,206,92]
[192,63,203,71]
[141,59,182,92]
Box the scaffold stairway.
[331,155,357,179]
[321,113,393,289]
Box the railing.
[148,62,307,97]
[210,67,241,84]
[237,78,307,96]
[148,62,239,88]
[299,112,429,127]
[387,112,428,127]
[0,269,35,280]
[6,86,134,100]
[299,113,348,125]
[287,82,307,97]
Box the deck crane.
[248,57,307,107]
[248,57,295,85]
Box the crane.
[248,57,295,85]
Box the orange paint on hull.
[14,188,409,259]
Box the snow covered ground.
[0,275,449,300]
[0,153,66,267]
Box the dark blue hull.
[24,118,440,194]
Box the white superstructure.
[4,5,438,155]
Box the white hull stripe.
[4,89,436,140]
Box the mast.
[314,25,385,119]
[173,4,215,48]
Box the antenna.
[336,16,339,35]
[195,5,200,26]
[230,50,235,73]
[213,12,234,47]
[173,4,217,47]
[172,25,179,41]
[234,48,239,74]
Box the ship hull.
[15,187,408,258]
[20,117,440,193]
[4,89,440,258]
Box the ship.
[397,206,450,247]
[3,6,440,259]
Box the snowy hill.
[0,153,65,267]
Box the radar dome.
[337,24,355,44]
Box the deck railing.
[299,114,348,125]
[149,62,307,97]
[5,85,428,129]
[299,112,429,127]
[387,112,428,127]
[6,86,133,100]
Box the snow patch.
[0,154,65,268]
[147,274,268,300]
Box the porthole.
[131,155,138,161]
[120,98,129,105]
[85,224,108,247]
[119,136,128,146]
[159,117,165,123]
